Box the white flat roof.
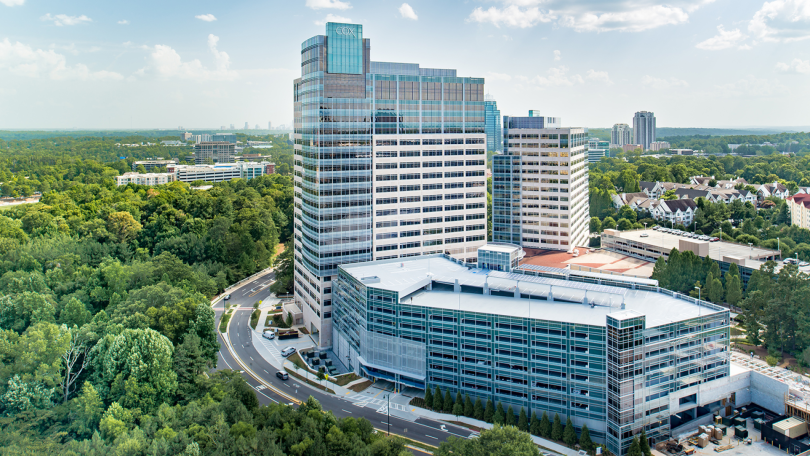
[479,243,521,254]
[341,255,723,327]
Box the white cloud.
[531,66,583,86]
[715,75,787,97]
[468,0,714,32]
[748,0,810,43]
[0,38,123,81]
[642,75,689,89]
[696,25,747,50]
[776,58,810,74]
[306,0,351,10]
[1,0,25,6]
[138,34,237,81]
[195,14,217,22]
[586,69,613,85]
[486,72,512,81]
[49,43,78,56]
[40,14,93,26]
[399,3,418,20]
[553,50,561,61]
[118,20,129,25]
[468,5,554,28]
[315,13,352,26]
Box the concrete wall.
[751,370,788,414]
[669,368,752,415]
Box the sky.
[0,0,809,130]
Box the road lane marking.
[342,409,353,414]
[426,435,438,440]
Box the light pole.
[695,286,701,302]
[386,392,391,436]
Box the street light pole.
[387,393,391,436]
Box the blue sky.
[0,0,808,129]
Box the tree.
[424,386,433,410]
[551,413,563,441]
[602,217,616,230]
[474,398,484,420]
[269,245,293,295]
[651,256,668,288]
[506,405,516,426]
[518,407,528,432]
[106,211,142,243]
[433,387,443,411]
[539,411,551,438]
[617,218,633,231]
[639,429,652,456]
[563,417,577,446]
[484,398,495,423]
[0,292,56,334]
[579,424,594,453]
[60,298,92,328]
[464,395,474,417]
[434,424,540,456]
[455,392,463,412]
[453,400,464,418]
[726,274,742,307]
[589,217,602,233]
[174,333,209,400]
[530,411,540,436]
[91,328,177,413]
[71,382,104,438]
[709,277,724,303]
[0,374,56,414]
[443,390,454,413]
[628,437,643,456]
[60,330,89,403]
[494,402,505,424]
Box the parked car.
[800,261,810,267]
[224,294,231,300]
[710,237,720,242]
[276,371,289,381]
[640,233,649,238]
[262,330,275,340]
[281,346,296,357]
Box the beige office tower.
[492,113,589,251]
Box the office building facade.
[611,123,632,147]
[116,172,175,187]
[588,138,610,163]
[213,133,237,144]
[194,141,235,164]
[166,161,270,183]
[332,254,732,456]
[633,112,656,151]
[485,95,502,152]
[292,22,488,346]
[492,113,590,251]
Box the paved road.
[212,269,476,453]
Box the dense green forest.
[585,127,802,142]
[0,133,356,453]
[662,131,810,155]
[0,130,292,141]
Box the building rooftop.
[479,243,522,254]
[341,255,724,327]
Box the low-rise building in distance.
[116,172,175,186]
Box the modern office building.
[633,112,656,151]
[116,172,176,187]
[166,161,270,183]
[485,95,502,152]
[649,141,671,152]
[191,134,213,144]
[611,123,631,147]
[244,122,249,130]
[292,22,488,346]
[131,159,179,172]
[492,113,590,251]
[588,138,610,163]
[332,253,732,456]
[193,141,235,164]
[213,133,237,144]
[180,132,193,141]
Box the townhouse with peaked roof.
[650,198,698,226]
[757,182,789,200]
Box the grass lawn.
[329,372,361,387]
[287,352,310,371]
[347,380,372,393]
[219,312,232,333]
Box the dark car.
[276,371,289,381]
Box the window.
[424,217,442,224]
[376,151,397,158]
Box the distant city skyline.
[0,0,808,129]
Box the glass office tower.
[293,23,488,346]
[485,95,502,152]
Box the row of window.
[375,236,486,251]
[375,203,485,217]
[376,138,484,146]
[375,149,484,158]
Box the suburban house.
[640,181,662,199]
[611,192,650,209]
[757,182,789,200]
[650,199,698,226]
[715,178,748,189]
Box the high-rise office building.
[484,95,502,152]
[213,133,237,144]
[492,113,589,250]
[610,123,631,147]
[633,111,656,150]
[268,121,272,130]
[293,22,487,346]
[588,138,610,163]
[193,142,235,164]
[244,122,250,130]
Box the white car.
[640,233,649,237]
[281,346,296,357]
[262,330,275,340]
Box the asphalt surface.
[212,269,475,453]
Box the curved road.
[212,269,476,454]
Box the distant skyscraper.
[633,112,656,150]
[611,123,632,147]
[230,124,235,130]
[484,95,502,152]
[244,122,249,130]
[268,121,272,130]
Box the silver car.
[281,346,296,357]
